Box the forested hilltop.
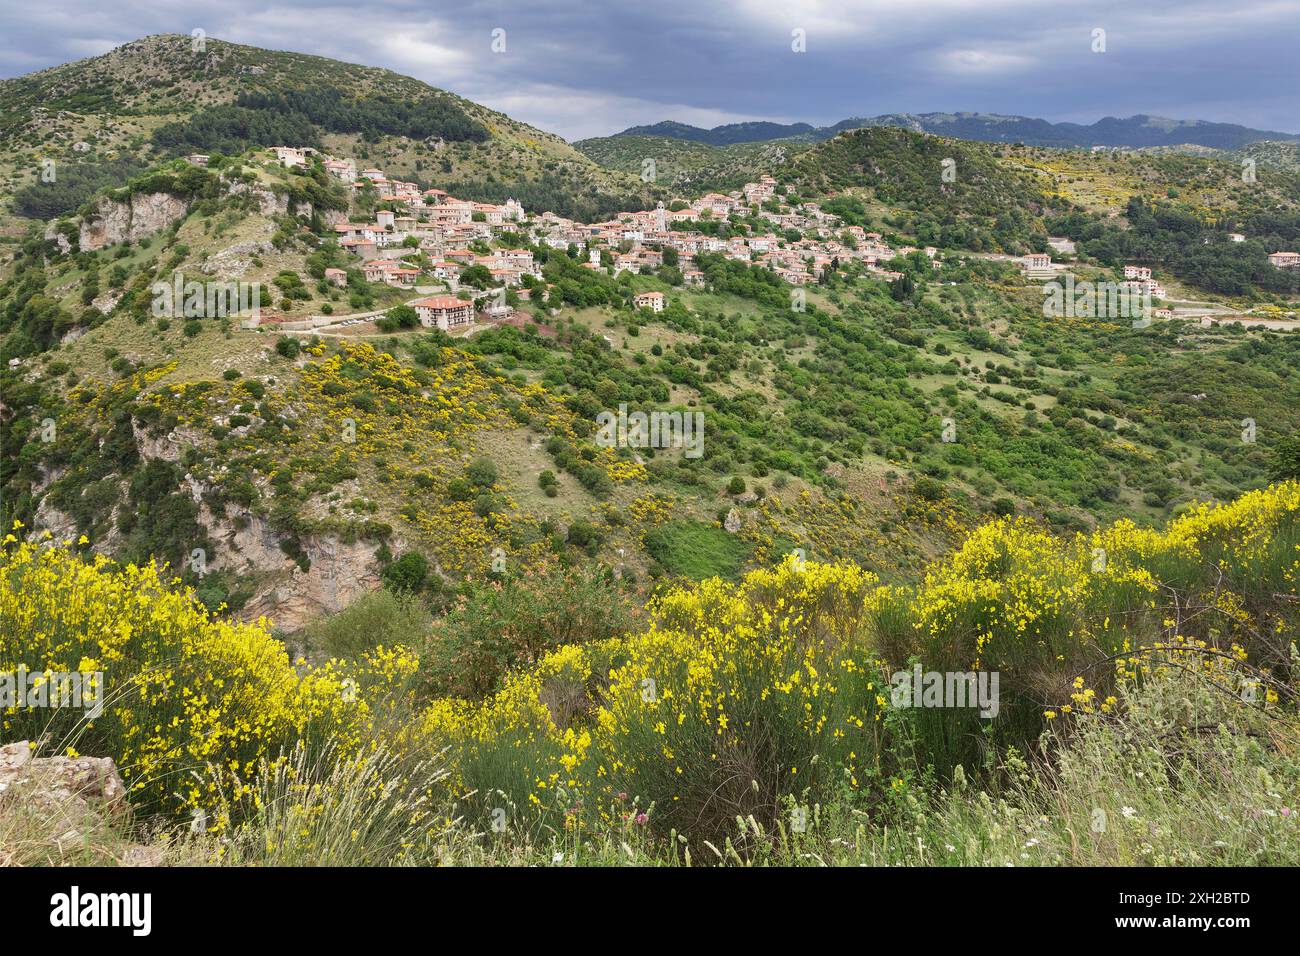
[0,34,661,232]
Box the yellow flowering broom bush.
[0,528,419,821]
[592,557,891,837]
[863,481,1300,768]
[421,557,896,839]
[419,639,627,837]
[6,483,1296,849]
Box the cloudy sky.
[1,0,1297,140]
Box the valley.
[1,29,1298,876]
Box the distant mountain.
[619,120,817,145]
[612,112,1300,151]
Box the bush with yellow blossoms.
[419,555,896,840]
[863,481,1300,767]
[0,528,419,822]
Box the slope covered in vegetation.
[574,134,811,193]
[3,482,1296,863]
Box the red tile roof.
[412,296,471,309]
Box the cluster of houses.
[242,149,933,331]
[537,176,928,287]
[186,146,1300,327]
[1121,264,1167,298]
[1023,253,1169,298]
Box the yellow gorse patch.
[5,482,1297,839]
[414,483,1300,832]
[0,529,417,821]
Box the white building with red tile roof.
[412,296,475,330]
[633,291,666,312]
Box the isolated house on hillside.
[1023,253,1054,279]
[272,146,308,168]
[633,291,666,312]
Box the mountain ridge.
[614,111,1300,150]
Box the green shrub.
[419,565,639,699]
[382,551,429,592]
[467,457,498,487]
[299,588,432,660]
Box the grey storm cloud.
[1,0,1297,140]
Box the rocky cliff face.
[29,420,387,634]
[172,424,387,630]
[32,485,381,633]
[44,178,337,256]
[201,502,386,632]
[76,192,191,251]
[227,180,295,218]
[224,181,345,225]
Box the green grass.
[643,518,751,579]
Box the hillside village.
[216,144,934,331]
[185,144,1300,336]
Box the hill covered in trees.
[3,34,1299,659]
[4,481,1297,864]
[0,35,661,232]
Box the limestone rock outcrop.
[0,742,164,866]
[75,192,191,252]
